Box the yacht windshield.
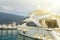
[26,22,38,27]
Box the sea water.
[0,30,33,40]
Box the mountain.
[0,12,28,25]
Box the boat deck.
[18,27,54,40]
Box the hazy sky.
[0,0,60,16]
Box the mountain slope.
[0,12,27,24]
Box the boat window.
[26,22,38,27]
[45,20,58,28]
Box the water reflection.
[0,30,18,40]
[0,30,34,40]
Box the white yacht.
[18,8,60,40]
